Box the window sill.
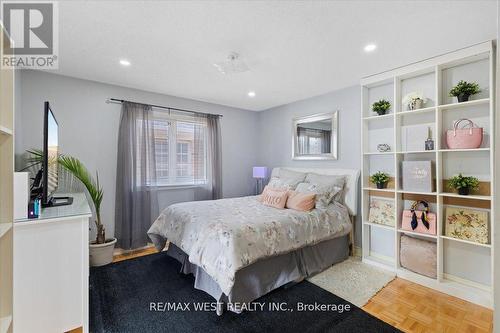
[153,184,207,191]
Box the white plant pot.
[89,238,117,267]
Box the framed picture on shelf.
[445,206,489,244]
[368,197,395,227]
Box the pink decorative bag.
[401,201,436,235]
[446,118,483,149]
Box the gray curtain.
[194,114,222,200]
[115,102,159,250]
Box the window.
[139,112,207,186]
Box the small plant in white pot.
[402,92,426,111]
[28,150,116,266]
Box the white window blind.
[138,111,208,186]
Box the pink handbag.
[401,201,436,235]
[446,118,483,149]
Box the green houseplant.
[447,173,480,195]
[449,80,481,103]
[372,99,391,116]
[370,171,390,189]
[27,150,115,266]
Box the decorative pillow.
[267,169,306,190]
[305,173,346,203]
[286,191,316,211]
[295,181,343,209]
[260,186,289,209]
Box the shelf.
[398,229,437,239]
[440,235,491,248]
[363,151,394,156]
[0,125,12,136]
[396,150,435,154]
[0,224,11,239]
[396,106,436,116]
[363,187,395,193]
[0,315,12,333]
[438,148,490,153]
[364,222,395,231]
[362,255,395,271]
[363,113,394,121]
[438,98,489,110]
[439,193,491,201]
[397,190,437,195]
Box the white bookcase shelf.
[360,41,495,308]
[0,23,14,333]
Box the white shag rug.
[308,257,395,307]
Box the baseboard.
[353,246,362,258]
[114,243,155,256]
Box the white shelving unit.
[361,41,495,308]
[0,23,14,333]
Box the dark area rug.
[90,252,400,333]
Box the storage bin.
[400,235,436,278]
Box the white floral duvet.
[147,195,352,296]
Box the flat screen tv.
[42,102,59,205]
[42,102,72,207]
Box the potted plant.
[27,150,116,266]
[402,92,426,110]
[372,99,391,116]
[448,173,480,195]
[370,171,390,189]
[449,80,481,103]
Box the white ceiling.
[52,0,497,111]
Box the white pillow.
[305,173,346,203]
[295,174,345,208]
[267,168,306,190]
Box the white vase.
[89,238,117,266]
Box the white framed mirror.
[292,111,338,160]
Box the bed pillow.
[260,186,289,209]
[295,181,343,209]
[305,173,346,203]
[267,169,307,190]
[286,191,316,212]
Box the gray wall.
[15,70,259,239]
[15,71,362,246]
[256,86,362,245]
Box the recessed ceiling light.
[364,44,377,53]
[248,91,256,98]
[119,59,131,66]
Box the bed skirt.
[165,235,349,314]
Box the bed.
[147,167,360,314]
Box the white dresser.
[13,193,91,333]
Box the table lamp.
[252,167,268,195]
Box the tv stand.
[43,196,74,207]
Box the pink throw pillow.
[286,191,316,211]
[260,186,289,209]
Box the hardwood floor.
[363,278,493,333]
[102,248,494,333]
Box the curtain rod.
[106,98,223,118]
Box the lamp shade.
[252,166,268,179]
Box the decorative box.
[368,197,395,227]
[445,206,489,244]
[402,161,434,192]
[400,235,436,279]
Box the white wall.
[15,70,259,239]
[256,85,362,245]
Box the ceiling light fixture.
[214,52,249,74]
[364,44,377,53]
[248,91,256,98]
[119,59,131,66]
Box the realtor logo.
[1,1,58,68]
